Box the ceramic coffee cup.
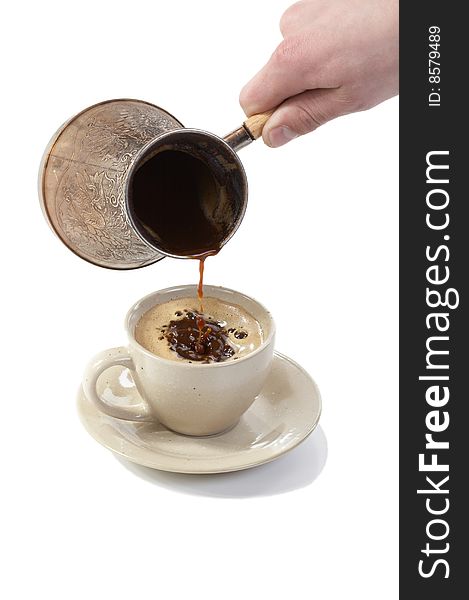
[82,285,275,436]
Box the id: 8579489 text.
[428,26,441,107]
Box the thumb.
[262,88,348,148]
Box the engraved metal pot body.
[39,98,268,269]
[40,99,187,269]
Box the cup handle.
[82,347,153,421]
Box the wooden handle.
[243,110,275,140]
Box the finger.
[262,87,350,147]
[239,35,324,116]
[279,1,310,37]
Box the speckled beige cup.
[83,285,275,436]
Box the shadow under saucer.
[115,424,328,499]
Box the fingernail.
[266,126,299,148]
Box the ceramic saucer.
[77,352,322,474]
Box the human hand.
[240,0,398,147]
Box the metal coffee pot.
[39,98,272,269]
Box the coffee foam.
[135,296,263,362]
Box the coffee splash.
[155,257,252,363]
[164,310,235,363]
[135,297,262,364]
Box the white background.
[1,1,398,598]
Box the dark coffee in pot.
[129,150,230,258]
